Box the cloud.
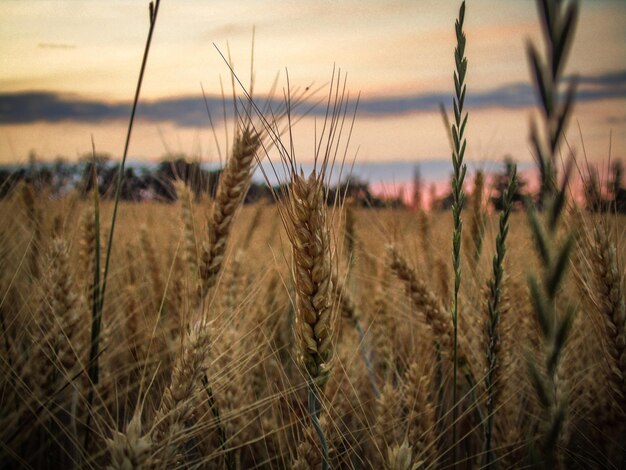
[37,43,76,49]
[356,82,536,115]
[570,69,626,87]
[0,92,306,127]
[2,68,625,127]
[0,92,129,124]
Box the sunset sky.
[1,0,625,169]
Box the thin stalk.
[99,0,161,317]
[202,376,235,470]
[84,0,161,452]
[83,142,101,451]
[525,1,579,466]
[0,290,13,377]
[354,320,380,396]
[527,0,579,206]
[484,166,517,468]
[450,2,468,466]
[308,383,330,470]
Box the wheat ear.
[107,410,152,469]
[372,274,395,382]
[449,3,469,461]
[47,237,83,377]
[139,225,165,313]
[403,362,437,466]
[374,382,404,456]
[289,171,334,386]
[590,225,626,417]
[199,127,260,301]
[152,318,211,465]
[333,271,378,394]
[386,440,420,470]
[20,182,43,279]
[386,245,457,360]
[288,170,334,470]
[78,207,98,301]
[175,180,199,277]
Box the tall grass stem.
[84,0,161,452]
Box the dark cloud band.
[1,68,624,127]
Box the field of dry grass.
[0,189,624,468]
[2,1,624,468]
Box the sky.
[0,0,625,170]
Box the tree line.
[0,153,623,212]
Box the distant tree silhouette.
[244,182,273,203]
[0,169,24,198]
[1,154,407,209]
[79,153,113,196]
[432,173,454,211]
[155,157,220,200]
[326,178,402,208]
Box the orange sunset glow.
[1,0,624,173]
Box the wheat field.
[0,190,624,468]
[1,0,625,468]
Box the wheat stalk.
[527,0,579,205]
[483,165,517,468]
[526,187,576,468]
[525,1,579,466]
[449,3,469,461]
